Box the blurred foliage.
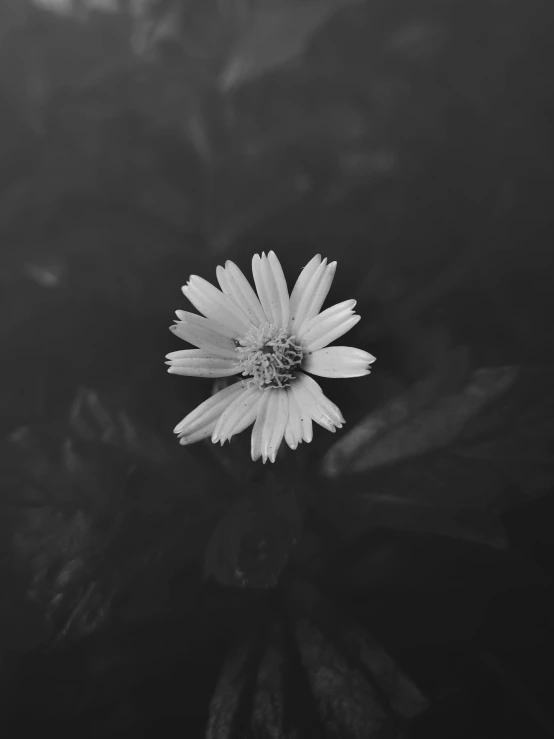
[2,0,554,736]
[323,363,554,504]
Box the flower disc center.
[235,323,303,389]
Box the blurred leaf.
[206,632,260,739]
[291,617,393,738]
[323,366,554,511]
[70,387,168,465]
[251,620,288,738]
[205,482,302,588]
[14,505,115,643]
[129,0,182,55]
[330,530,548,601]
[323,365,517,478]
[322,492,508,549]
[220,0,362,91]
[286,579,429,719]
[23,258,66,287]
[454,367,554,455]
[5,428,121,642]
[2,392,216,645]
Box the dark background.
[1,1,554,737]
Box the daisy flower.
[166,252,375,463]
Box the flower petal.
[170,313,238,358]
[290,257,325,332]
[264,389,289,463]
[302,346,376,378]
[219,260,266,326]
[174,310,234,339]
[304,315,360,353]
[292,373,344,431]
[291,259,337,334]
[289,380,313,443]
[299,301,361,352]
[212,386,263,443]
[297,299,356,342]
[289,254,321,328]
[174,382,246,443]
[284,387,303,449]
[215,265,232,296]
[251,254,268,321]
[183,275,252,335]
[284,422,296,450]
[252,253,281,325]
[250,390,289,463]
[299,373,345,424]
[301,260,337,328]
[267,251,290,328]
[250,390,271,461]
[166,349,240,378]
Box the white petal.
[252,253,275,324]
[284,422,297,450]
[166,348,240,378]
[250,390,289,463]
[178,425,216,445]
[299,373,345,425]
[221,260,266,326]
[296,299,356,342]
[300,304,361,352]
[289,254,321,328]
[215,265,232,297]
[293,373,344,430]
[251,252,289,327]
[174,382,246,443]
[290,258,326,333]
[250,391,271,461]
[170,313,238,359]
[300,260,337,328]
[251,254,267,321]
[289,380,313,443]
[212,386,263,443]
[298,299,356,330]
[302,346,376,378]
[284,387,303,449]
[291,259,337,334]
[264,389,289,463]
[174,309,235,339]
[183,275,252,335]
[267,251,290,328]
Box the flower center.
[235,323,304,389]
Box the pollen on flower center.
[235,323,304,389]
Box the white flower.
[166,252,375,463]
